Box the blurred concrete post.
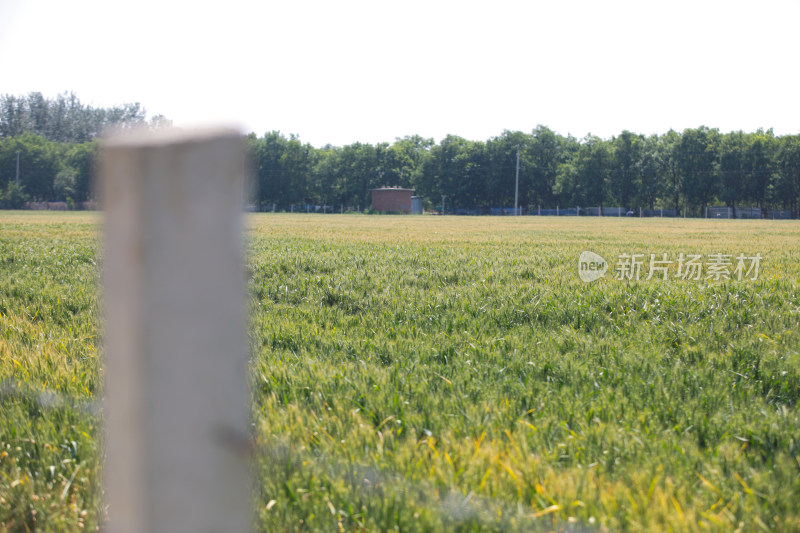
[101,128,251,533]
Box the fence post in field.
[101,128,251,533]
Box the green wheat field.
[1,212,799,532]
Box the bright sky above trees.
[1,0,798,147]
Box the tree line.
[247,127,800,216]
[0,92,170,208]
[2,92,799,216]
[0,91,170,143]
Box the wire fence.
[440,206,796,219]
[248,203,346,213]
[704,206,796,219]
[452,205,797,219]
[13,201,798,219]
[248,204,797,219]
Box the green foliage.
[0,134,59,201]
[775,135,800,212]
[384,135,432,190]
[719,131,747,208]
[1,181,29,209]
[555,134,612,207]
[610,131,643,207]
[65,141,98,202]
[249,127,800,216]
[745,129,778,209]
[0,91,147,143]
[3,113,800,211]
[676,126,721,213]
[638,134,667,210]
[527,125,566,207]
[52,171,76,202]
[0,134,99,205]
[0,91,152,206]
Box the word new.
[579,251,762,282]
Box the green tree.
[659,130,683,212]
[310,146,340,209]
[0,134,60,201]
[53,170,76,202]
[774,135,800,215]
[280,135,314,204]
[638,134,667,210]
[253,131,289,205]
[610,130,643,208]
[1,181,29,208]
[66,141,98,201]
[528,125,563,208]
[676,126,720,214]
[0,94,26,137]
[454,139,489,207]
[487,131,532,207]
[744,129,777,211]
[1,92,153,143]
[718,131,747,212]
[335,142,381,209]
[422,135,484,209]
[555,135,612,209]
[383,135,433,191]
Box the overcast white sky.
[1,0,798,147]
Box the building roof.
[370,186,415,192]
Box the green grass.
[0,212,100,532]
[2,212,800,532]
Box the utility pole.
[514,145,520,215]
[16,151,20,185]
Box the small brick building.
[370,187,416,213]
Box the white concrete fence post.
[101,128,251,533]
